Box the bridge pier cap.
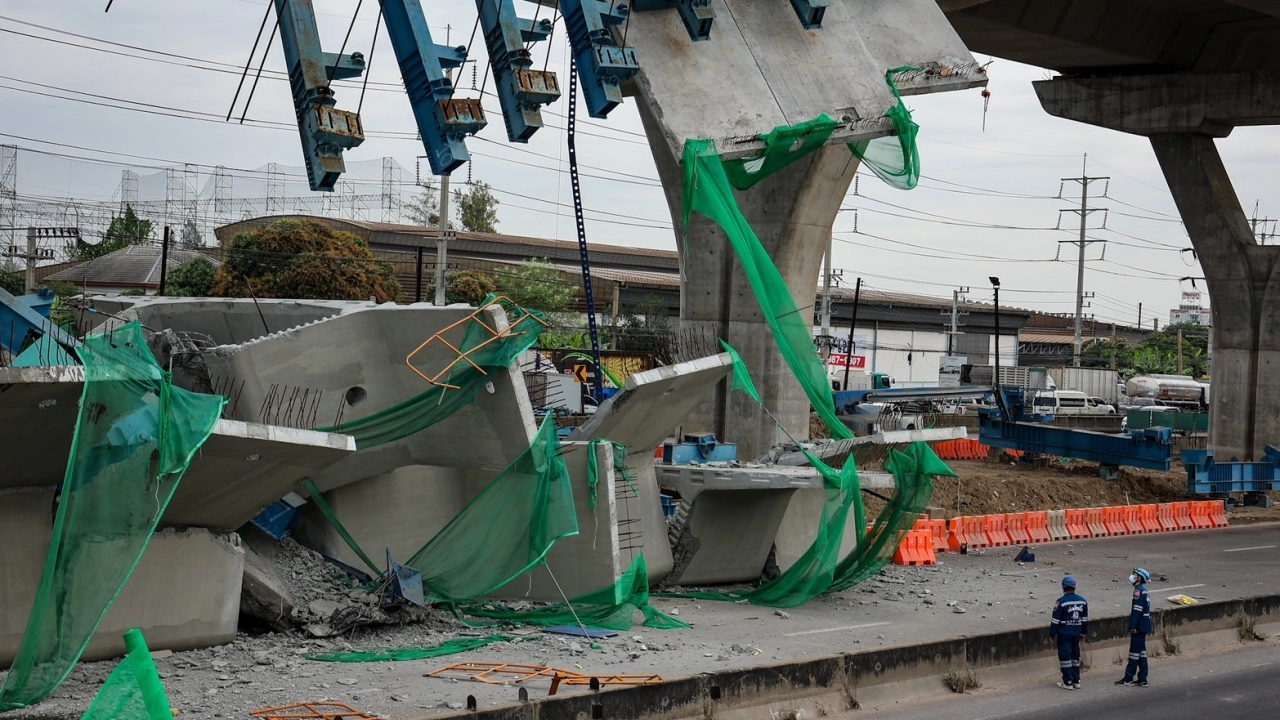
[1035,71,1280,461]
[598,0,986,456]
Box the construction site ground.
[6,517,1278,720]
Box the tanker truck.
[1125,374,1209,409]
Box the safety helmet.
[1132,568,1151,584]
[1061,576,1077,590]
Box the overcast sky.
[3,0,1274,326]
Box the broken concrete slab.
[0,488,244,665]
[570,353,734,584]
[770,427,970,467]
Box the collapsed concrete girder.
[1034,73,1280,460]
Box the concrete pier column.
[1149,134,1280,460]
[639,97,858,457]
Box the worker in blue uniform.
[1116,567,1153,687]
[1049,575,1088,689]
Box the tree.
[180,219,203,250]
[454,181,500,233]
[497,258,576,313]
[613,293,675,363]
[404,186,442,227]
[0,268,22,295]
[211,219,400,302]
[73,204,153,262]
[435,269,496,305]
[165,256,218,297]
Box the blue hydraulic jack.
[1182,446,1279,507]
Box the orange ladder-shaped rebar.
[405,297,548,389]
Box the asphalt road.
[857,641,1280,719]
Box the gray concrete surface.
[5,521,1277,719]
[625,0,986,161]
[571,353,735,583]
[0,488,243,665]
[81,296,350,344]
[624,0,982,460]
[857,639,1280,719]
[0,364,357,530]
[207,302,537,492]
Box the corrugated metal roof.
[47,246,219,288]
[1018,332,1102,345]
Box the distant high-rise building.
[1169,289,1212,326]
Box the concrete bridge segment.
[937,0,1280,460]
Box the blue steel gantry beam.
[790,0,828,29]
[379,0,487,176]
[476,0,560,142]
[559,0,641,118]
[272,0,367,192]
[633,0,715,42]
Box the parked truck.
[1047,367,1123,405]
[1126,374,1209,409]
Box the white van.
[1031,390,1116,416]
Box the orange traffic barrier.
[1063,509,1088,539]
[947,517,967,552]
[1123,505,1145,534]
[1156,503,1178,532]
[982,515,1011,547]
[1103,507,1128,536]
[1138,504,1161,533]
[893,529,937,566]
[1026,511,1052,543]
[928,519,949,554]
[1190,501,1213,529]
[1173,501,1194,530]
[1047,510,1071,541]
[964,516,990,549]
[1006,513,1032,544]
[1206,499,1228,528]
[1086,507,1108,537]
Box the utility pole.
[1109,323,1117,370]
[16,227,67,293]
[159,225,171,295]
[1177,329,1184,374]
[1137,302,1143,331]
[820,236,833,360]
[1059,154,1109,367]
[842,277,862,392]
[24,227,36,294]
[1248,201,1276,245]
[945,286,969,355]
[433,173,451,305]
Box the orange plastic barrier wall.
[983,515,1011,547]
[1006,513,1031,544]
[1123,505,1145,535]
[1026,511,1052,542]
[1063,509,1090,539]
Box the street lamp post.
[990,276,1001,405]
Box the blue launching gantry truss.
[559,0,641,118]
[476,0,559,142]
[633,0,715,41]
[272,0,367,192]
[1182,446,1280,505]
[379,0,486,176]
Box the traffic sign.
[572,364,593,383]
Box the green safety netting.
[465,554,686,631]
[850,67,921,190]
[80,630,173,720]
[405,415,578,601]
[306,634,518,663]
[672,108,944,605]
[0,322,224,712]
[315,298,545,448]
[586,438,634,512]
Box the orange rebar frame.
[404,296,548,389]
[250,702,378,720]
[426,661,663,696]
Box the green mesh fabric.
[303,478,383,577]
[674,122,946,606]
[0,322,224,712]
[684,140,853,442]
[315,300,544,448]
[720,340,762,404]
[850,67,921,190]
[722,116,841,191]
[829,443,953,592]
[406,416,578,601]
[465,554,686,631]
[80,630,173,720]
[305,635,518,663]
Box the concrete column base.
[1,488,244,667]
